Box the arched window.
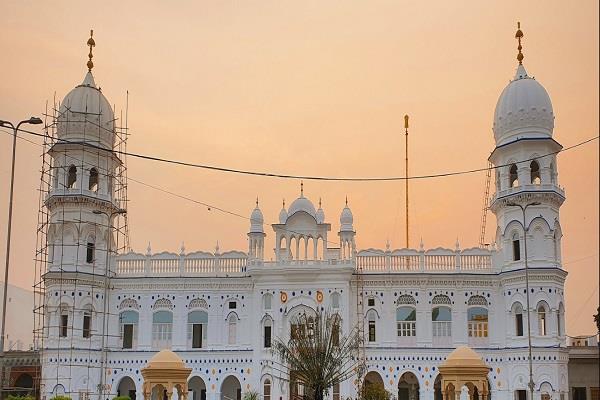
[188,310,208,349]
[67,165,77,189]
[228,313,238,345]
[397,306,416,337]
[82,305,92,338]
[509,164,518,187]
[513,302,524,336]
[120,310,138,349]
[432,306,452,338]
[496,170,501,191]
[264,379,271,400]
[550,162,556,184]
[59,306,69,337]
[331,292,340,309]
[88,168,99,192]
[331,314,341,347]
[468,306,488,339]
[263,317,272,348]
[512,232,521,261]
[86,238,95,264]
[152,311,173,349]
[263,293,272,310]
[557,303,564,336]
[530,161,541,184]
[367,310,377,342]
[537,302,548,336]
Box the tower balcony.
[490,183,565,209]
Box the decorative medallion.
[316,290,323,303]
[280,291,288,303]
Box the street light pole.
[93,209,125,400]
[0,117,42,399]
[507,201,540,400]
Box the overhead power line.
[10,126,599,182]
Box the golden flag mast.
[404,114,410,249]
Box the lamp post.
[0,117,42,399]
[92,208,126,400]
[507,200,541,400]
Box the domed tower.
[248,198,265,261]
[40,31,127,397]
[489,24,564,270]
[338,198,355,260]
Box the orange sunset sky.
[0,1,598,335]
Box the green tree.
[594,306,600,333]
[361,384,392,400]
[273,311,360,400]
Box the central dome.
[146,349,186,369]
[493,64,554,146]
[288,195,317,220]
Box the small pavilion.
[438,346,490,400]
[141,349,192,400]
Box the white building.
[39,29,569,400]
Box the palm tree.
[272,310,361,400]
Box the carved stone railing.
[116,250,248,277]
[356,247,495,273]
[490,183,565,204]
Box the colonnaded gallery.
[37,28,568,400]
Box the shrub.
[361,384,392,400]
[113,397,131,400]
[8,396,36,400]
[242,391,259,400]
[49,396,72,400]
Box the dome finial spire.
[86,29,96,72]
[300,180,304,197]
[256,196,259,207]
[515,22,524,65]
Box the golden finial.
[256,196,259,207]
[345,196,348,206]
[282,198,285,208]
[87,29,96,71]
[300,181,304,196]
[515,22,524,65]
[319,197,322,208]
[404,114,409,130]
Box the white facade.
[40,40,569,400]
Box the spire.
[86,29,95,72]
[256,196,259,207]
[515,22,524,65]
[282,198,285,208]
[319,197,322,208]
[300,181,304,197]
[345,196,348,206]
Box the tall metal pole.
[508,201,539,400]
[0,118,41,399]
[404,115,409,249]
[94,209,125,400]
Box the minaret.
[489,23,564,269]
[43,30,126,398]
[339,197,356,261]
[248,197,265,261]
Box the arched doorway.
[14,373,34,396]
[189,376,207,400]
[364,371,384,387]
[221,375,241,400]
[117,376,137,400]
[398,372,419,400]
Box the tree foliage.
[361,384,392,400]
[594,306,600,333]
[272,310,360,400]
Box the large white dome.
[493,64,554,146]
[288,195,317,220]
[57,71,116,149]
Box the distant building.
[0,283,34,351]
[36,28,570,400]
[1,350,40,398]
[567,336,599,400]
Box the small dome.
[279,206,288,224]
[57,71,116,149]
[288,195,317,220]
[249,203,264,233]
[493,64,554,146]
[146,349,185,369]
[340,202,354,232]
[316,203,325,224]
[440,346,487,368]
